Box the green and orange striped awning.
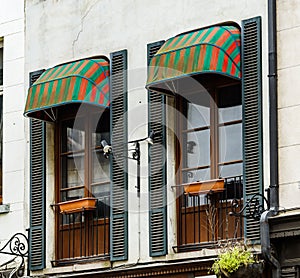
[24,57,109,121]
[146,25,241,91]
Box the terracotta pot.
[57,197,97,214]
[183,179,225,195]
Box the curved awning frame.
[146,24,241,92]
[24,56,110,122]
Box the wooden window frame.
[176,81,242,185]
[55,106,110,204]
[176,79,243,248]
[54,105,110,261]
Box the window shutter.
[29,69,46,270]
[147,41,168,257]
[242,17,263,242]
[110,50,128,261]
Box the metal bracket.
[229,193,270,220]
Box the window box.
[57,197,97,214]
[183,179,225,195]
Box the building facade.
[24,0,268,277]
[0,0,28,276]
[0,0,299,277]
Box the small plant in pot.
[211,244,264,278]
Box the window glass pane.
[61,188,84,202]
[92,149,110,184]
[219,123,242,163]
[219,162,243,178]
[66,127,85,152]
[91,114,110,186]
[218,84,241,124]
[182,168,210,183]
[187,102,210,129]
[92,183,110,197]
[185,129,210,168]
[63,153,85,188]
[61,119,85,153]
[60,119,85,194]
[219,105,242,124]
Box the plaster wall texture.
[25,0,268,271]
[0,0,26,248]
[277,0,300,209]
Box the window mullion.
[178,96,185,186]
[210,90,218,179]
[85,113,91,197]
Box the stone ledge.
[0,204,10,214]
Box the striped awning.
[24,57,109,121]
[146,25,241,91]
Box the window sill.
[0,204,10,214]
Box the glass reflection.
[219,123,242,163]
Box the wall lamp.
[101,130,156,197]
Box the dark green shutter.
[110,50,128,261]
[147,41,167,257]
[242,17,263,242]
[29,70,46,270]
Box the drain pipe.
[268,0,279,213]
[260,0,280,277]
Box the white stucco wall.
[25,0,268,273]
[277,0,300,210]
[0,0,26,266]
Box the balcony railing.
[176,176,244,252]
[53,193,110,266]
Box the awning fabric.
[24,57,109,120]
[146,25,241,90]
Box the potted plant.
[211,245,263,278]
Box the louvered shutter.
[147,41,168,257]
[29,70,46,270]
[110,50,128,261]
[242,17,263,242]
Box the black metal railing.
[53,194,110,266]
[176,176,244,252]
[0,233,28,277]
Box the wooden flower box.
[57,197,97,214]
[183,179,225,195]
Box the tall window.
[58,109,110,203]
[55,105,110,263]
[0,40,3,205]
[178,83,242,184]
[177,81,244,248]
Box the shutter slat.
[29,69,46,271]
[110,50,128,262]
[147,41,167,257]
[242,17,263,243]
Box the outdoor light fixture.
[145,130,156,145]
[101,130,156,197]
[101,139,112,158]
